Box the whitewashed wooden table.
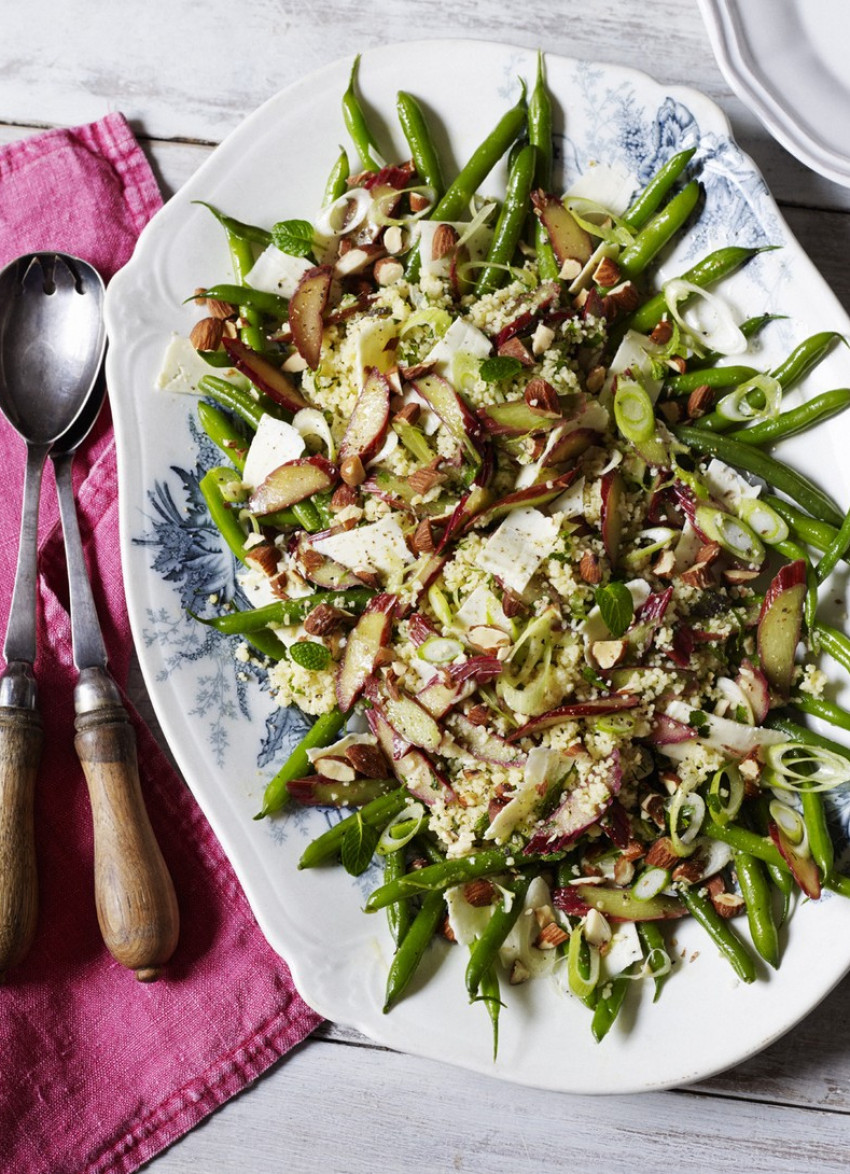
[5,2,850,1170]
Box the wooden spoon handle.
[75,698,179,981]
[0,704,41,981]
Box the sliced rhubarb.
[249,455,337,515]
[736,658,770,723]
[335,593,396,711]
[478,400,560,436]
[509,695,640,741]
[411,372,484,459]
[757,560,806,694]
[769,822,821,899]
[222,337,310,412]
[367,701,455,805]
[545,426,602,465]
[289,264,334,370]
[364,678,442,752]
[600,468,625,567]
[553,883,685,921]
[287,776,393,806]
[339,366,391,464]
[524,751,622,852]
[531,191,593,275]
[451,714,526,767]
[466,472,576,532]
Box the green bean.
[802,789,834,880]
[199,468,251,564]
[734,851,779,969]
[816,500,850,583]
[674,424,843,526]
[215,219,267,351]
[197,401,248,472]
[591,963,636,1042]
[702,822,787,872]
[625,245,771,336]
[731,388,850,448]
[196,588,375,635]
[636,922,671,1002]
[813,622,850,675]
[616,180,700,281]
[323,146,350,207]
[296,785,407,858]
[666,365,759,396]
[364,846,555,912]
[771,331,845,389]
[192,201,272,247]
[475,961,503,1060]
[397,91,445,198]
[789,693,850,734]
[383,890,446,1012]
[474,143,537,296]
[291,500,323,533]
[243,628,289,662]
[199,373,280,430]
[384,849,412,947]
[430,82,527,222]
[826,872,850,899]
[343,54,384,171]
[528,51,559,281]
[258,707,353,819]
[197,283,290,319]
[763,496,842,557]
[622,147,697,231]
[678,886,756,983]
[465,875,531,998]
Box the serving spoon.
[0,252,102,979]
[0,253,179,981]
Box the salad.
[158,54,850,1049]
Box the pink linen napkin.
[0,114,321,1174]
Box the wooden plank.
[144,1032,850,1173]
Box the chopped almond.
[498,335,534,367]
[345,742,390,778]
[463,879,496,908]
[645,837,679,871]
[686,383,714,419]
[579,550,602,585]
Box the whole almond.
[431,223,459,261]
[340,455,366,487]
[189,316,223,351]
[686,383,714,419]
[410,517,437,554]
[345,742,390,779]
[463,879,496,908]
[579,550,602,585]
[645,837,678,871]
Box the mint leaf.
[290,640,332,671]
[341,814,380,876]
[595,581,634,638]
[479,356,522,383]
[271,218,315,259]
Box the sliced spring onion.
[621,527,677,568]
[594,711,639,737]
[768,798,807,850]
[314,187,372,236]
[736,496,789,545]
[715,375,781,423]
[376,802,428,855]
[662,277,748,357]
[427,583,454,629]
[292,407,336,462]
[455,200,498,250]
[400,306,452,338]
[668,788,705,855]
[764,742,850,793]
[417,636,464,664]
[694,503,765,565]
[631,867,670,901]
[614,378,655,444]
[567,925,600,1000]
[564,196,635,247]
[707,762,744,826]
